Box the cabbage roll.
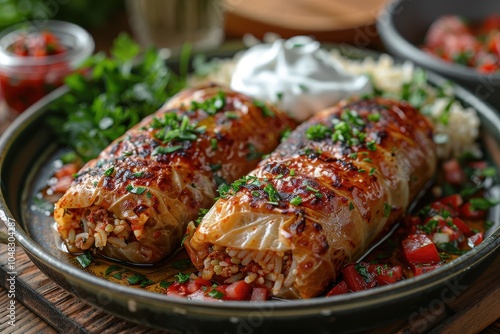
[185,97,437,298]
[54,85,295,264]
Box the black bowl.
[377,0,500,110]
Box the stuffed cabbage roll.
[185,97,436,298]
[54,85,295,264]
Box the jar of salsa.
[0,21,94,113]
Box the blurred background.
[0,0,390,52]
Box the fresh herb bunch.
[46,33,187,162]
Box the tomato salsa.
[0,21,94,113]
[0,31,69,112]
[422,15,500,73]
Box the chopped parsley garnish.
[484,220,494,229]
[358,169,366,173]
[195,208,210,226]
[306,124,331,140]
[349,153,358,159]
[224,111,239,119]
[252,190,260,197]
[152,113,206,143]
[208,289,225,299]
[152,145,183,155]
[210,138,218,150]
[363,158,373,163]
[76,252,93,268]
[264,183,280,203]
[367,113,381,122]
[127,273,146,285]
[123,151,133,157]
[366,140,377,151]
[160,281,173,289]
[133,171,144,177]
[355,263,371,282]
[253,99,275,118]
[280,128,292,142]
[419,219,438,234]
[289,169,296,176]
[104,167,115,176]
[369,168,377,175]
[290,196,302,206]
[190,91,226,115]
[174,272,190,283]
[470,198,500,211]
[306,185,319,193]
[436,242,467,255]
[383,202,391,217]
[349,202,354,211]
[126,184,147,195]
[105,265,123,276]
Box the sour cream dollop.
[230,36,372,121]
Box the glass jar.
[0,20,94,113]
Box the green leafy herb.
[369,167,377,175]
[126,184,147,195]
[355,263,371,282]
[349,202,354,211]
[470,198,500,211]
[105,265,123,276]
[160,281,173,289]
[484,220,494,229]
[140,279,155,287]
[253,99,275,118]
[367,113,380,122]
[61,151,78,164]
[195,208,210,226]
[127,273,146,285]
[46,33,186,162]
[264,183,280,203]
[419,219,438,234]
[175,272,190,283]
[224,111,240,119]
[384,202,391,217]
[104,166,115,177]
[208,289,225,299]
[76,252,93,268]
[290,196,302,206]
[280,128,292,142]
[133,171,144,177]
[306,124,331,140]
[190,91,226,115]
[210,138,218,150]
[152,145,184,155]
[436,242,467,255]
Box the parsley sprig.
[46,33,187,162]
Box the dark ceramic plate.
[1,46,499,334]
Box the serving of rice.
[190,46,481,161]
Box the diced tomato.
[460,202,487,219]
[438,194,463,211]
[402,234,441,264]
[435,219,462,241]
[468,232,484,248]
[413,263,443,276]
[341,264,375,291]
[166,282,188,297]
[186,278,212,294]
[250,287,269,302]
[442,159,466,185]
[367,264,403,285]
[326,281,349,296]
[224,281,252,301]
[450,217,472,235]
[430,201,458,217]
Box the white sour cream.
[230,36,372,121]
